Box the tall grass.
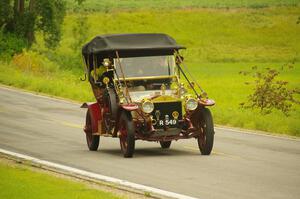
[0,61,93,102]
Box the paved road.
[0,86,300,199]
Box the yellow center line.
[0,106,5,113]
[183,146,224,155]
[54,121,241,160]
[183,146,242,159]
[183,146,199,152]
[59,121,82,129]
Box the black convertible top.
[82,33,185,57]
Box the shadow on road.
[97,147,200,158]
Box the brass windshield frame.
[115,75,178,81]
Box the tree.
[0,0,66,49]
[0,0,13,29]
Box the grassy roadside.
[0,157,125,199]
[1,61,299,136]
[0,62,93,102]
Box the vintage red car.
[81,33,215,157]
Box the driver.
[90,58,113,103]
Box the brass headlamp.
[141,100,154,114]
[102,58,111,68]
[186,98,198,111]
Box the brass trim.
[161,84,166,95]
[172,111,179,120]
[152,99,182,103]
[152,119,157,126]
[152,95,182,103]
[115,75,177,81]
[155,110,160,121]
[103,77,110,85]
[116,51,131,103]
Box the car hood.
[129,90,175,102]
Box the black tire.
[103,88,118,134]
[85,110,100,151]
[103,88,118,120]
[119,111,135,158]
[195,108,214,155]
[159,141,172,149]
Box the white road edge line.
[215,126,299,141]
[0,148,199,199]
[0,84,79,105]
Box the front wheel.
[194,108,214,155]
[85,110,100,151]
[119,111,135,158]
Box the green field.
[62,7,300,63]
[0,159,122,199]
[0,2,299,136]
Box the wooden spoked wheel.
[85,110,100,151]
[193,108,214,155]
[119,111,135,158]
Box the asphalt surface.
[0,86,299,199]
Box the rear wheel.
[85,110,100,151]
[159,141,172,149]
[193,108,214,155]
[119,111,135,158]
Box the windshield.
[114,55,175,78]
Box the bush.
[0,31,28,60]
[240,64,300,116]
[12,50,59,74]
[41,51,82,72]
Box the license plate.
[157,119,177,126]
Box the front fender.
[120,103,139,111]
[113,104,138,136]
[81,102,102,134]
[199,99,215,106]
